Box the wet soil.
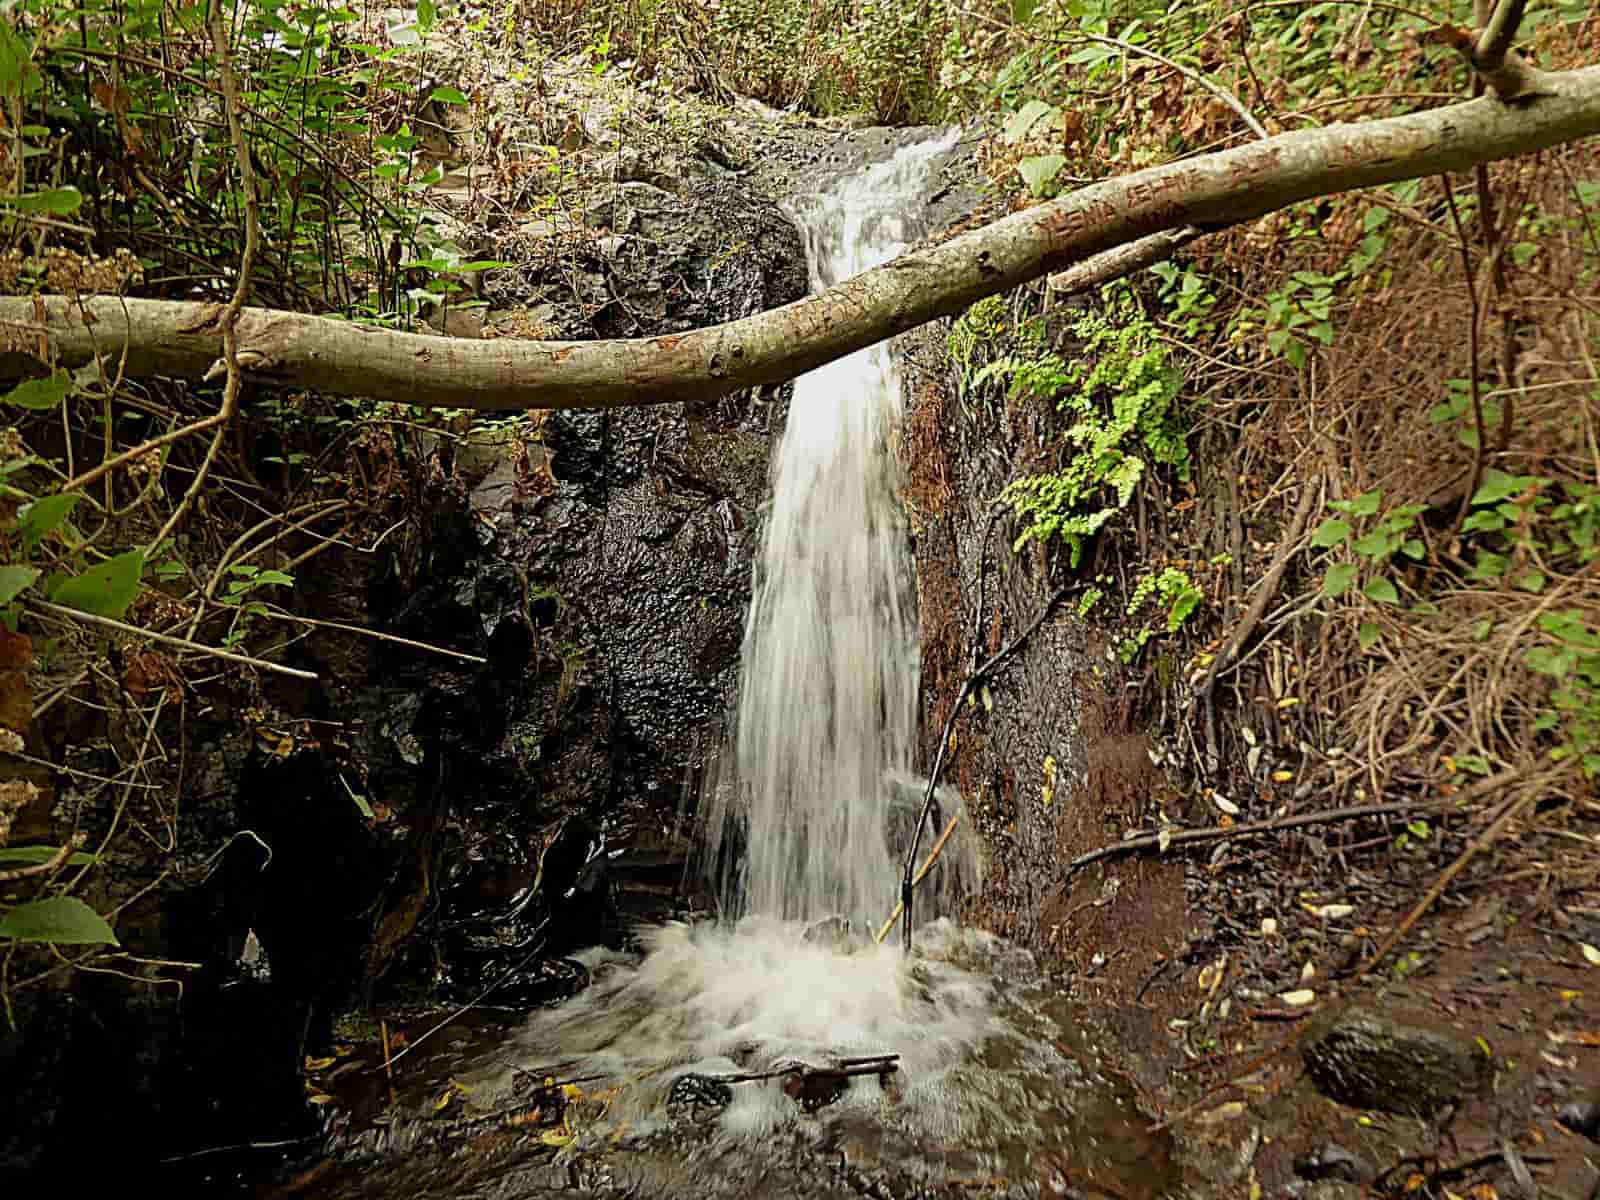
[895,304,1600,1200]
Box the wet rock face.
[1302,1006,1489,1117]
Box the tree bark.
[3,65,1598,412]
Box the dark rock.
[1302,1006,1488,1117]
[1556,1090,1600,1142]
[784,1068,849,1113]
[801,915,858,949]
[1293,1143,1372,1184]
[666,1073,734,1120]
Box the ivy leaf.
[1003,99,1057,143]
[1515,570,1547,594]
[1470,468,1535,507]
[1329,489,1382,517]
[47,549,145,620]
[3,370,72,411]
[1351,529,1394,558]
[1017,154,1066,197]
[1322,563,1359,598]
[1358,621,1381,650]
[1310,518,1350,547]
[0,565,40,605]
[1468,551,1507,582]
[19,494,80,554]
[0,186,83,214]
[0,895,118,944]
[1363,577,1401,606]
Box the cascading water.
[307,134,1178,1200]
[700,133,950,928]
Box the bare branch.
[30,601,319,681]
[1047,226,1206,299]
[1477,0,1529,75]
[2,67,1598,411]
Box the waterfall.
[702,132,959,927]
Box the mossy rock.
[1303,1006,1488,1117]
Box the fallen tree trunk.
[3,65,1598,412]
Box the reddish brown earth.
[897,314,1600,1200]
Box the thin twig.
[0,834,84,883]
[60,410,225,495]
[381,1019,397,1108]
[1197,481,1319,775]
[1066,796,1464,873]
[249,609,489,665]
[1082,34,1270,140]
[900,582,1074,951]
[1475,0,1528,74]
[386,928,549,1068]
[146,4,260,553]
[30,600,318,680]
[1438,175,1486,537]
[875,810,961,943]
[713,1055,899,1086]
[1343,773,1534,982]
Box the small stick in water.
[875,810,961,944]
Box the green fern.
[992,285,1190,565]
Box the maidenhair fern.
[988,285,1189,566]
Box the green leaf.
[3,370,72,411]
[0,22,42,97]
[0,844,99,866]
[1322,563,1359,598]
[0,895,118,944]
[1358,621,1381,650]
[1310,518,1350,547]
[1017,154,1066,196]
[0,565,39,605]
[1003,99,1057,143]
[1401,539,1426,561]
[1471,468,1533,507]
[0,187,83,214]
[1468,551,1507,581]
[416,0,437,33]
[1329,489,1381,517]
[19,493,80,554]
[1363,577,1401,605]
[252,570,295,588]
[47,549,145,620]
[1515,570,1547,594]
[428,85,468,104]
[1352,530,1394,558]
